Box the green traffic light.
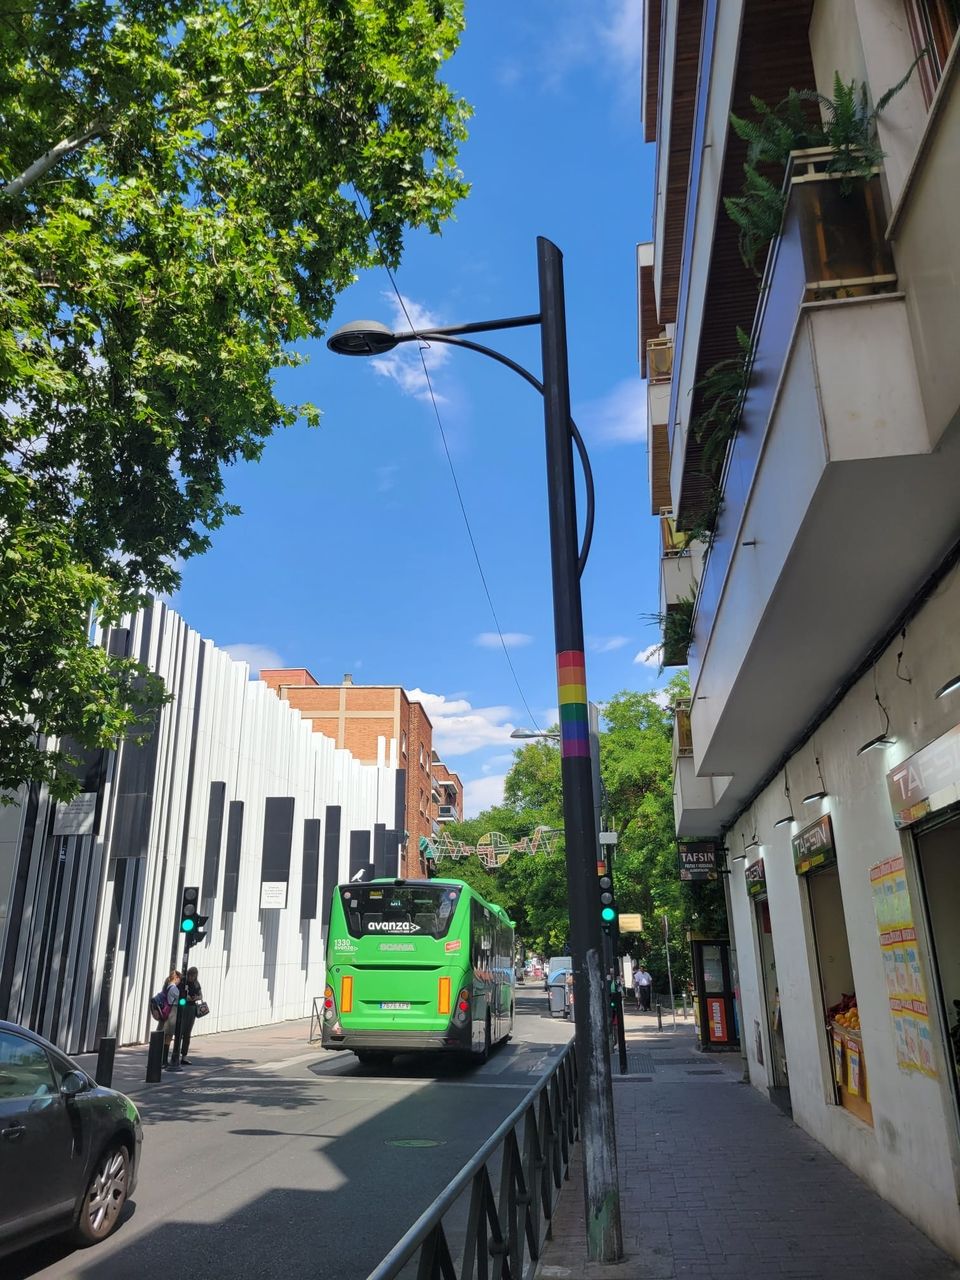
[601,906,616,922]
[181,918,195,931]
[179,996,187,1006]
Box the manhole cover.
[385,1138,445,1148]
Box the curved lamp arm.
[401,331,595,578]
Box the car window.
[0,1030,57,1100]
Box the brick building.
[260,671,462,876]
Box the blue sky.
[172,0,663,815]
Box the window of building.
[907,0,960,104]
[419,743,426,770]
[401,730,407,757]
[419,788,425,815]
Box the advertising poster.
[869,856,937,1078]
[832,1030,844,1086]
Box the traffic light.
[179,886,208,950]
[598,874,618,935]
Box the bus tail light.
[323,985,336,1021]
[438,977,452,1015]
[340,975,354,1014]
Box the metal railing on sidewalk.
[366,1042,579,1280]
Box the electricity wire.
[350,189,542,733]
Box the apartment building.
[432,752,464,826]
[0,604,399,1054]
[260,672,452,877]
[642,0,960,1257]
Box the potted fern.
[726,68,919,292]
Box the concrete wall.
[726,561,960,1259]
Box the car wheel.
[74,1142,129,1245]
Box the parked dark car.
[0,1019,142,1259]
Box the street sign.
[53,793,96,836]
[677,840,718,881]
[599,831,618,845]
[619,913,643,932]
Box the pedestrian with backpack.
[150,969,182,1068]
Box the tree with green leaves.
[0,0,469,798]
[451,675,728,988]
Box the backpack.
[149,991,170,1022]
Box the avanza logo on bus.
[366,921,422,933]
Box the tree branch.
[1,121,107,200]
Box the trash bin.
[549,984,567,1017]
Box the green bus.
[321,878,515,1064]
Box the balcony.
[672,699,731,837]
[660,510,705,613]
[647,337,673,383]
[437,804,458,822]
[686,150,960,828]
[648,382,672,515]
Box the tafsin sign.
[677,841,718,881]
[887,724,960,828]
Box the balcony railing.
[673,699,693,757]
[646,336,673,383]
[438,804,458,821]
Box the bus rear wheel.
[355,1050,392,1068]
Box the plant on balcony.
[692,326,754,473]
[645,594,696,671]
[682,482,723,548]
[725,63,922,273]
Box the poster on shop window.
[869,855,937,1078]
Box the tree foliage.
[0,0,469,796]
[450,675,728,990]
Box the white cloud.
[577,378,647,446]
[521,1,643,105]
[370,293,451,403]
[407,688,517,755]
[376,464,399,493]
[475,632,533,649]
[589,635,631,653]
[464,774,508,817]
[224,643,284,677]
[633,643,662,668]
[652,688,673,710]
[483,753,517,774]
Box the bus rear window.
[339,885,462,939]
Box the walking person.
[158,969,182,1069]
[179,966,204,1065]
[636,964,653,1012]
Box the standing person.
[180,966,203,1065]
[636,964,653,1012]
[159,969,182,1068]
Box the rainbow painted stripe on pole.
[557,650,590,758]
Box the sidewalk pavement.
[73,1016,314,1099]
[538,1011,960,1280]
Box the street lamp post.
[328,236,622,1263]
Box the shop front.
[888,724,960,1124]
[746,856,790,1107]
[792,813,873,1126]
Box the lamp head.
[326,320,400,357]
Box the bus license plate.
[381,1001,410,1010]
